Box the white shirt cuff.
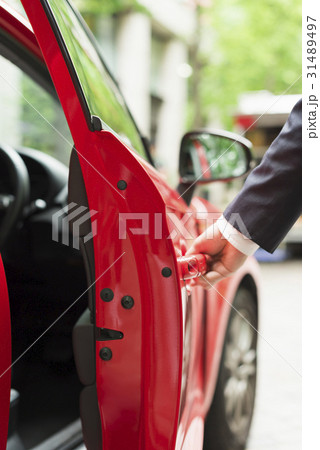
[217,215,259,256]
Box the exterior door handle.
[177,254,210,281]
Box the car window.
[0,55,72,166]
[45,0,147,159]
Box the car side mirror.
[179,129,253,184]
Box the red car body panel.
[0,256,11,450]
[1,2,261,448]
[179,197,260,440]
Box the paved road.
[247,260,301,450]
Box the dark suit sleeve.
[223,98,302,253]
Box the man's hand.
[186,223,248,288]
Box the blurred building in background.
[93,0,197,183]
[234,91,301,161]
[234,90,302,250]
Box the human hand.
[186,223,248,288]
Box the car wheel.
[203,287,258,450]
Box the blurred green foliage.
[191,0,302,128]
[74,0,146,15]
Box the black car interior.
[2,144,89,448]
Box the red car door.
[0,256,11,448]
[21,1,205,448]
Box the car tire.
[203,287,258,450]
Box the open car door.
[0,256,11,448]
[21,1,207,448]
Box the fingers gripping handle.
[177,254,210,280]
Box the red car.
[0,1,260,449]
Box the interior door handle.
[178,254,210,281]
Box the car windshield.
[45,0,147,158]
